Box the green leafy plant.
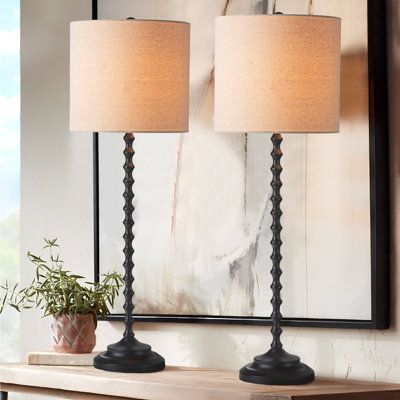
[0,238,123,322]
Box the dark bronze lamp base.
[94,337,165,373]
[239,349,314,385]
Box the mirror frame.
[92,0,390,329]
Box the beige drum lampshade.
[215,15,341,133]
[70,20,190,132]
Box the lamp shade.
[70,20,190,132]
[215,15,341,133]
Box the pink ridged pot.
[51,313,96,353]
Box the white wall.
[21,0,400,383]
[20,0,93,356]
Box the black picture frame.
[93,0,390,329]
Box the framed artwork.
[93,0,389,329]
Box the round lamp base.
[239,349,315,385]
[94,337,165,373]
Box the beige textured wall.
[20,0,400,383]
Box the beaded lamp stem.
[93,133,165,373]
[122,133,135,340]
[269,133,283,351]
[239,133,314,385]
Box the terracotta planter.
[51,313,96,353]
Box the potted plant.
[0,238,123,354]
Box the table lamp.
[215,14,341,385]
[70,19,190,373]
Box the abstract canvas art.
[94,0,389,328]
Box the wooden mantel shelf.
[1,364,400,400]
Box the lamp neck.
[269,133,283,351]
[122,132,135,340]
